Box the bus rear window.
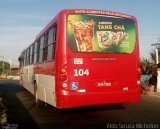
[67,14,136,53]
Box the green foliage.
[140,58,157,85]
[140,58,156,74]
[140,58,150,67]
[0,61,10,75]
[149,49,160,64]
[150,38,160,64]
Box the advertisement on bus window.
[67,14,136,53]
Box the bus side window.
[43,34,48,61]
[36,40,40,63]
[39,36,44,63]
[34,42,37,64]
[24,51,26,66]
[47,25,57,61]
[47,28,54,61]
[53,27,57,58]
[19,52,25,66]
[27,48,30,65]
[32,44,34,64]
[22,52,25,66]
[30,45,33,65]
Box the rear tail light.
[137,65,141,85]
[137,67,141,74]
[60,66,68,89]
[61,68,67,74]
[60,74,67,81]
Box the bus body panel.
[19,9,140,109]
[34,61,56,106]
[57,49,140,108]
[56,9,140,108]
[21,65,34,94]
[58,89,140,108]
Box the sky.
[0,0,160,65]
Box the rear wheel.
[20,77,23,86]
[34,83,44,107]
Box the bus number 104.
[74,69,89,76]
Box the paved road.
[0,80,160,129]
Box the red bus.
[19,9,141,109]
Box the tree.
[150,38,160,64]
[149,49,160,64]
[140,58,157,86]
[0,61,10,75]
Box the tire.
[34,83,44,107]
[20,77,23,86]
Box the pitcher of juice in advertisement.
[69,20,95,52]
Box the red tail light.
[61,68,67,74]
[137,67,141,77]
[60,66,68,88]
[60,74,67,81]
[137,65,141,85]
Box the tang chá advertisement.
[67,14,136,53]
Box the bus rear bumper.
[57,89,141,109]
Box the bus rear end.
[56,10,140,108]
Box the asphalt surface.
[0,80,160,129]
